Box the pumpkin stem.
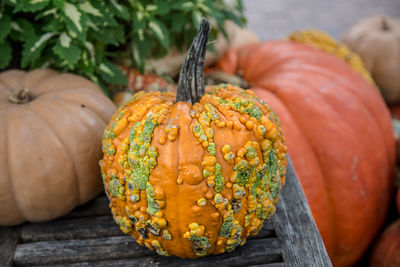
[382,17,390,31]
[176,18,211,104]
[8,87,31,104]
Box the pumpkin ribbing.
[100,19,287,258]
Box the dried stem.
[176,18,211,104]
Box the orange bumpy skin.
[100,84,287,258]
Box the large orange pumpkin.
[0,69,116,225]
[214,41,395,266]
[100,19,287,258]
[369,220,400,267]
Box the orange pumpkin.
[0,69,116,225]
[100,19,287,258]
[369,220,400,267]
[213,41,395,266]
[112,67,176,107]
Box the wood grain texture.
[42,238,282,267]
[21,216,122,242]
[272,157,332,267]
[0,226,21,267]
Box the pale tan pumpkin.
[341,15,400,103]
[0,69,116,225]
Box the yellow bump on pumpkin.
[189,222,199,231]
[245,121,254,130]
[211,212,220,219]
[207,176,215,187]
[158,135,166,145]
[176,177,183,184]
[217,238,224,246]
[226,121,233,129]
[202,156,217,166]
[239,117,246,124]
[233,121,241,131]
[221,144,231,154]
[223,152,235,164]
[202,141,209,148]
[215,120,226,128]
[214,193,224,204]
[226,182,232,189]
[197,198,207,206]
[183,231,191,239]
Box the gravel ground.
[243,0,400,40]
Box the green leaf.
[0,14,11,42]
[145,2,170,15]
[170,13,187,32]
[62,2,88,41]
[9,18,36,42]
[191,10,202,29]
[98,60,127,85]
[110,0,130,20]
[0,40,12,69]
[21,32,55,67]
[92,25,124,45]
[14,0,51,13]
[52,33,81,68]
[171,0,194,11]
[80,2,117,27]
[132,11,146,31]
[131,33,152,72]
[148,18,169,49]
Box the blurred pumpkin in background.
[212,37,395,266]
[0,69,116,225]
[342,15,400,104]
[369,220,400,267]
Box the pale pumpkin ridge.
[33,98,107,204]
[38,89,112,124]
[26,104,81,205]
[44,96,109,126]
[3,107,24,221]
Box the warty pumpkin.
[341,15,400,103]
[0,69,116,225]
[213,40,395,266]
[369,220,400,267]
[100,19,287,258]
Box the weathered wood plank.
[21,215,274,243]
[249,264,286,267]
[41,238,282,267]
[63,194,109,218]
[272,157,332,267]
[0,226,21,267]
[21,216,122,243]
[14,236,151,266]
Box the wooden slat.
[272,157,332,267]
[0,226,21,267]
[62,194,109,218]
[249,264,286,267]
[14,236,151,266]
[41,238,282,267]
[21,216,121,243]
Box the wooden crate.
[0,158,332,266]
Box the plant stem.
[176,18,211,104]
